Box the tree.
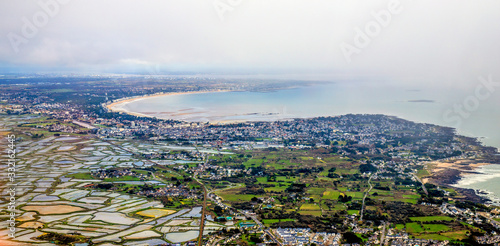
[343,232,362,244]
[214,205,223,215]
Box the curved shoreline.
[425,160,500,204]
[105,90,230,119]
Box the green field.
[262,219,296,225]
[347,210,359,215]
[104,176,141,182]
[265,186,288,192]
[276,176,298,182]
[300,203,321,210]
[405,223,424,233]
[307,187,325,196]
[298,210,322,216]
[415,234,450,241]
[256,177,268,183]
[402,194,420,199]
[399,198,418,204]
[218,193,258,202]
[322,189,340,200]
[345,191,364,199]
[423,224,451,232]
[416,168,429,178]
[441,230,468,240]
[410,216,454,222]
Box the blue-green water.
[455,164,500,205]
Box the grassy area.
[322,189,340,200]
[399,198,418,204]
[402,194,421,199]
[103,176,141,182]
[300,203,321,210]
[345,191,364,199]
[460,222,485,233]
[256,177,267,183]
[276,176,298,182]
[335,168,359,175]
[298,210,322,216]
[265,186,287,192]
[415,234,450,241]
[347,210,359,215]
[416,168,429,178]
[441,230,468,240]
[395,224,405,230]
[307,187,325,196]
[410,216,454,222]
[262,219,296,225]
[405,223,424,233]
[218,193,258,202]
[423,224,451,232]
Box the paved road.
[196,176,207,246]
[360,173,374,221]
[413,173,428,195]
[195,156,210,246]
[379,221,387,246]
[264,229,282,246]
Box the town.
[1,77,500,245]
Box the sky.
[1,0,500,87]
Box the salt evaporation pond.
[164,230,209,243]
[181,207,202,218]
[155,208,190,225]
[124,239,168,246]
[32,195,59,201]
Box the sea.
[120,81,500,201]
[455,164,500,205]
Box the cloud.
[1,0,499,86]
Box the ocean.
[455,164,500,205]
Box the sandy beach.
[421,158,499,203]
[423,159,492,183]
[427,159,491,176]
[105,90,229,119]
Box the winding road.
[360,173,375,221]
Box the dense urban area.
[1,75,500,246]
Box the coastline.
[105,89,500,203]
[425,159,499,204]
[105,90,230,119]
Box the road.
[360,173,374,221]
[264,229,282,246]
[207,185,282,245]
[196,174,207,246]
[195,156,210,246]
[413,173,428,195]
[379,221,387,246]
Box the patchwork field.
[0,115,227,245]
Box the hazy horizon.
[1,1,500,88]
